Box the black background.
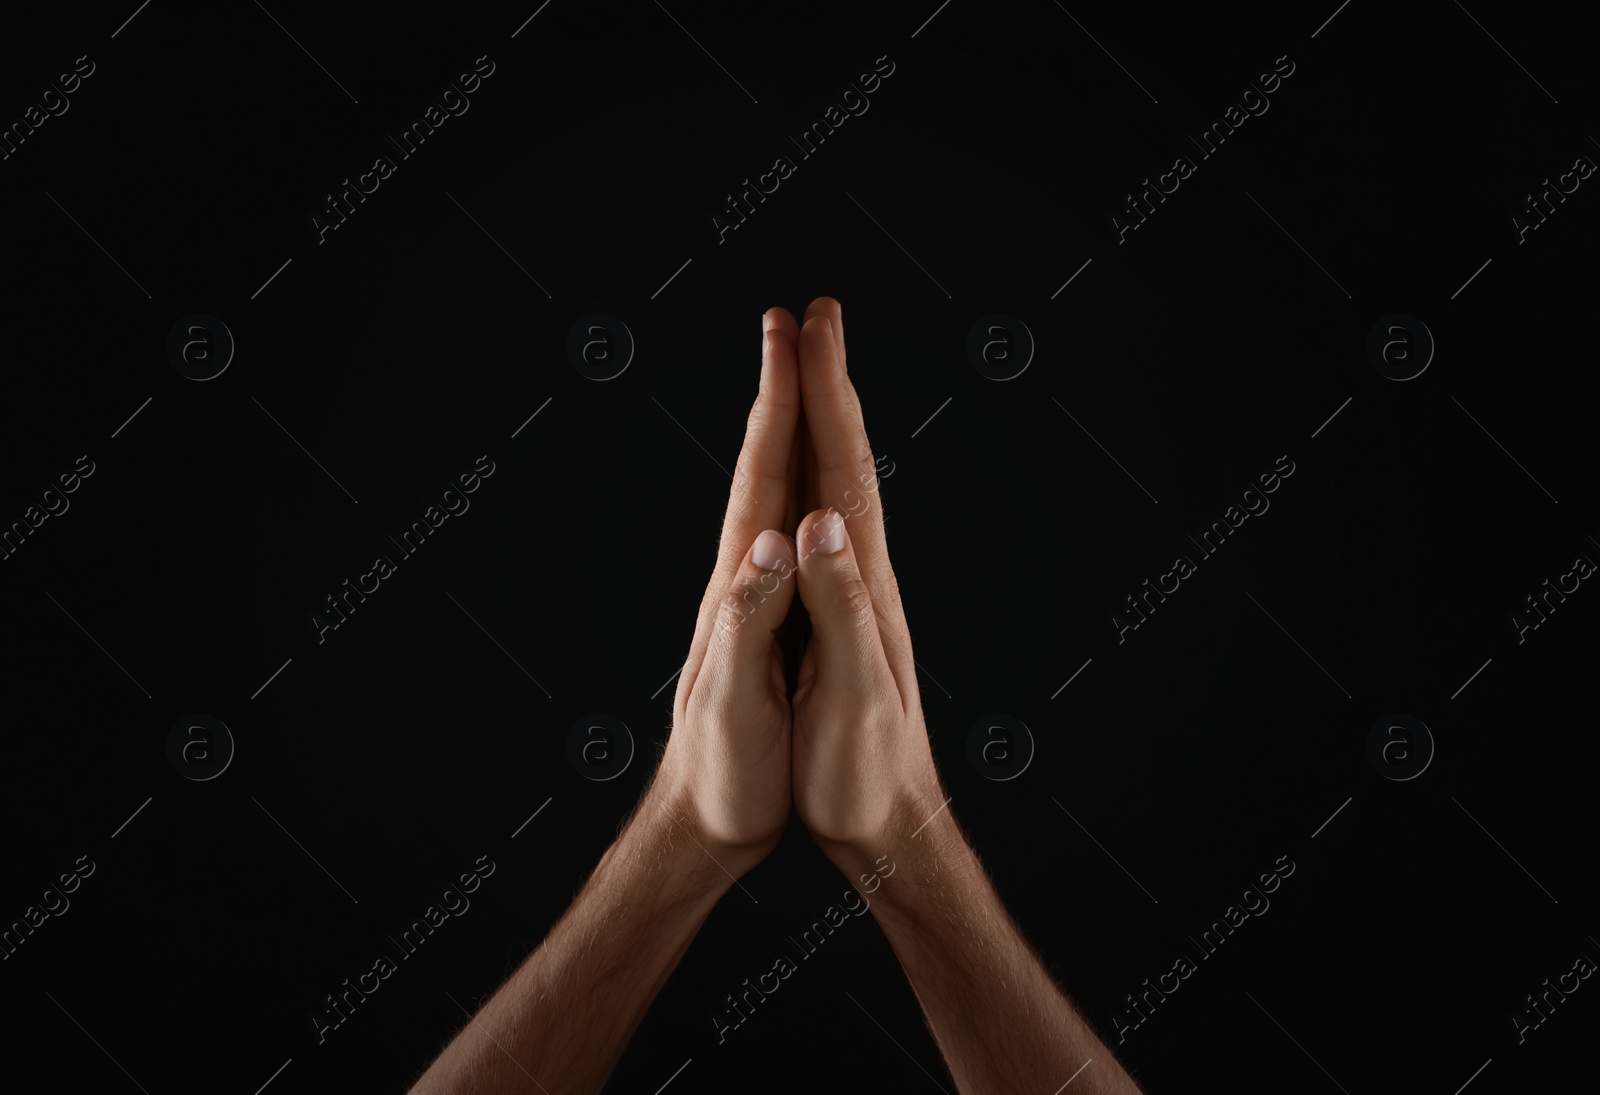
[1,2,1596,1092]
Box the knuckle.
[715,580,762,634]
[732,456,785,498]
[852,436,876,470]
[822,436,875,474]
[839,575,876,623]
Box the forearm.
[408,790,731,1095]
[829,810,1143,1095]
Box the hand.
[411,301,1143,1095]
[647,309,808,879]
[788,298,945,864]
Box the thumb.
[711,529,800,674]
[795,507,888,676]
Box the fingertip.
[761,325,800,406]
[763,307,800,340]
[803,296,840,322]
[721,528,800,646]
[797,506,847,563]
[799,314,836,369]
[752,528,795,572]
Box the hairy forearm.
[408,791,731,1095]
[831,811,1144,1095]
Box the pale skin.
[407,298,1144,1095]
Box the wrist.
[628,777,770,897]
[814,787,970,895]
[607,788,734,906]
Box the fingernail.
[810,510,845,554]
[762,312,775,333]
[753,529,793,571]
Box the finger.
[801,296,845,374]
[793,507,897,700]
[699,319,800,628]
[726,318,800,549]
[798,298,843,520]
[764,306,800,343]
[794,313,911,664]
[797,400,817,519]
[768,308,805,536]
[705,529,800,697]
[797,297,841,522]
[679,319,800,700]
[785,407,805,535]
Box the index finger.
[683,311,802,684]
[714,309,800,580]
[794,302,914,689]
